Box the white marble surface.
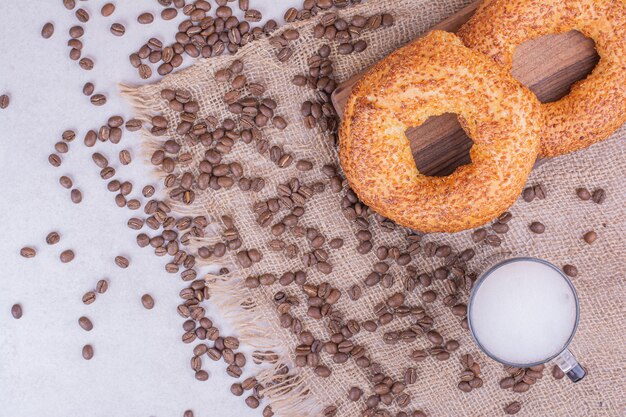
[0,1,298,416]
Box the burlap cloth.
[123,0,626,415]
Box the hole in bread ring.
[339,31,541,233]
[458,0,626,157]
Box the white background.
[0,1,298,416]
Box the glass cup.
[467,257,586,382]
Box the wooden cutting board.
[331,1,600,176]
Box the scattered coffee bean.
[60,249,75,263]
[41,22,55,39]
[119,150,132,165]
[78,316,93,331]
[82,82,95,96]
[562,264,578,277]
[576,187,591,201]
[529,222,545,234]
[141,294,155,309]
[11,304,23,319]
[195,370,209,381]
[592,188,606,204]
[75,8,90,23]
[48,153,62,167]
[101,3,115,16]
[504,401,522,415]
[138,12,154,24]
[183,410,194,417]
[71,189,82,204]
[96,279,109,294]
[90,94,107,106]
[46,231,61,245]
[533,184,546,199]
[583,231,597,244]
[115,255,130,268]
[0,94,9,109]
[79,57,94,70]
[82,344,94,360]
[82,291,96,305]
[20,247,36,258]
[110,23,126,36]
[522,187,535,202]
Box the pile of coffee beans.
[457,354,483,393]
[499,364,545,393]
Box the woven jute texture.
[123,0,626,416]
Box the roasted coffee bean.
[79,57,94,70]
[75,8,90,22]
[529,222,545,234]
[141,294,154,310]
[512,381,530,393]
[245,396,260,409]
[63,0,75,10]
[575,187,592,201]
[101,3,115,16]
[195,370,209,381]
[485,234,502,247]
[82,82,95,96]
[20,246,36,258]
[125,119,142,131]
[11,304,23,319]
[552,365,565,380]
[562,264,578,277]
[504,401,522,415]
[138,12,154,24]
[583,230,597,244]
[492,222,509,234]
[96,279,109,294]
[183,411,194,417]
[82,291,96,304]
[162,8,177,20]
[78,316,93,331]
[0,94,9,109]
[115,255,130,268]
[70,189,82,203]
[522,187,535,202]
[499,376,515,389]
[421,290,436,303]
[44,231,60,245]
[90,94,107,106]
[60,249,75,263]
[533,184,546,199]
[472,228,487,243]
[69,25,84,38]
[49,153,62,167]
[119,150,132,165]
[41,22,55,39]
[110,23,126,36]
[82,344,94,360]
[592,188,606,204]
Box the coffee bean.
[63,0,75,10]
[195,370,209,381]
[141,294,155,309]
[562,264,578,277]
[44,231,60,245]
[20,247,36,258]
[183,411,194,417]
[499,376,515,389]
[162,8,178,20]
[82,344,94,360]
[492,222,509,234]
[533,184,546,199]
[90,94,107,106]
[60,249,75,263]
[504,401,522,415]
[11,304,23,319]
[96,279,109,294]
[101,3,115,16]
[421,290,436,303]
[552,365,565,380]
[119,150,132,165]
[78,316,93,331]
[576,187,591,201]
[583,231,597,244]
[529,222,545,234]
[522,187,535,202]
[110,23,126,36]
[82,291,96,304]
[138,64,152,79]
[41,22,55,39]
[75,8,90,22]
[125,119,142,131]
[79,57,94,70]
[315,365,331,377]
[48,153,62,167]
[138,12,154,24]
[485,234,502,247]
[115,255,130,268]
[245,396,260,409]
[592,188,606,204]
[0,94,9,109]
[472,228,486,243]
[512,381,529,393]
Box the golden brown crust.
[458,0,626,157]
[339,31,540,233]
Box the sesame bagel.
[458,0,626,157]
[339,31,541,233]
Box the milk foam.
[469,259,577,365]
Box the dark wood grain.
[332,1,600,176]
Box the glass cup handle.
[554,349,586,382]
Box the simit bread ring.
[458,0,626,157]
[339,30,541,233]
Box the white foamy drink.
[469,259,578,365]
